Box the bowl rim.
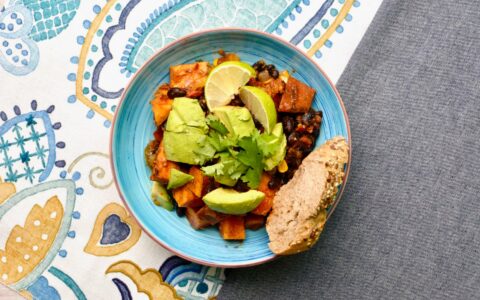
[110,27,352,268]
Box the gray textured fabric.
[219,1,480,299]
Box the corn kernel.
[278,160,288,173]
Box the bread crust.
[266,136,349,255]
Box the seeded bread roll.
[266,136,349,255]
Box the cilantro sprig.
[201,113,285,189]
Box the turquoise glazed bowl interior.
[111,28,350,267]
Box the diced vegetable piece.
[144,140,159,169]
[203,188,265,215]
[167,169,194,190]
[219,216,246,240]
[151,84,173,126]
[170,62,210,98]
[278,77,316,113]
[151,181,173,211]
[245,214,265,230]
[151,141,180,184]
[186,166,207,198]
[185,207,212,230]
[172,185,204,208]
[279,70,289,83]
[196,206,226,225]
[251,173,277,216]
[248,77,285,99]
[216,52,240,65]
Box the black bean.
[287,147,303,159]
[268,177,282,190]
[206,179,217,194]
[266,64,275,71]
[282,116,295,134]
[287,132,299,145]
[167,87,187,99]
[282,170,296,183]
[295,114,303,124]
[230,97,244,107]
[234,181,250,192]
[252,60,266,72]
[170,195,185,217]
[270,69,279,79]
[176,206,186,217]
[298,135,314,151]
[198,97,208,112]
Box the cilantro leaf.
[207,129,237,152]
[257,133,281,157]
[202,162,224,176]
[201,152,248,185]
[206,114,229,135]
[236,136,264,189]
[241,167,262,189]
[237,136,263,169]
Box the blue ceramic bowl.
[111,28,351,267]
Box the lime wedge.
[239,86,277,133]
[205,61,255,110]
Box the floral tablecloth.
[0,0,381,299]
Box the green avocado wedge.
[264,123,287,170]
[203,188,265,215]
[213,106,255,138]
[151,181,173,211]
[163,98,215,165]
[167,169,194,190]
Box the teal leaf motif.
[123,0,297,73]
[15,0,81,41]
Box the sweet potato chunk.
[245,214,265,230]
[219,216,245,240]
[196,206,226,225]
[251,173,277,216]
[249,78,285,99]
[151,141,179,184]
[279,77,316,113]
[170,62,209,98]
[151,84,173,126]
[174,167,210,208]
[173,185,204,208]
[186,166,207,198]
[185,207,212,230]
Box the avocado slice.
[264,123,287,170]
[203,188,265,215]
[213,174,237,187]
[213,106,255,138]
[167,169,194,189]
[151,181,174,211]
[163,98,215,165]
[165,97,208,133]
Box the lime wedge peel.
[239,86,277,133]
[205,61,256,110]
